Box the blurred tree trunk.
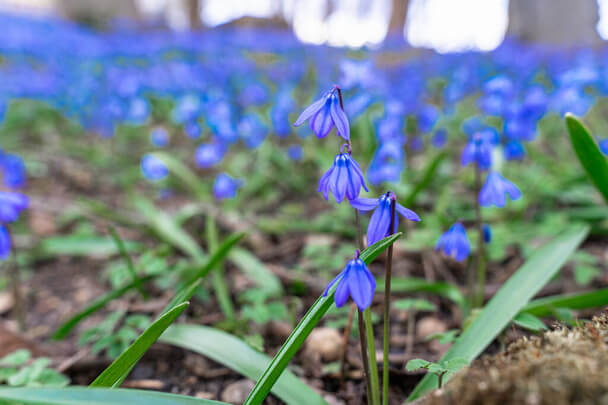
[388,0,409,34]
[188,0,202,30]
[508,0,602,46]
[57,0,139,27]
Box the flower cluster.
[0,149,28,260]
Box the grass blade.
[407,224,589,401]
[520,287,608,317]
[565,113,608,203]
[0,387,225,405]
[160,325,326,405]
[243,232,402,405]
[151,151,208,201]
[52,275,156,340]
[90,302,189,387]
[381,277,468,316]
[404,151,447,207]
[229,248,283,298]
[108,227,146,298]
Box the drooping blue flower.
[287,144,302,161]
[461,131,494,170]
[213,173,241,200]
[150,127,169,147]
[238,114,268,149]
[0,192,29,223]
[195,142,226,168]
[184,121,202,139]
[479,171,522,208]
[318,153,368,203]
[0,225,10,260]
[504,140,525,161]
[350,191,420,246]
[482,224,492,244]
[140,154,168,181]
[294,86,350,141]
[323,251,376,310]
[435,223,470,262]
[600,139,608,156]
[431,129,447,148]
[0,152,26,189]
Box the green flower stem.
[358,309,372,405]
[382,199,396,405]
[364,308,381,405]
[474,166,487,308]
[206,216,235,322]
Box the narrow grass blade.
[229,248,283,298]
[404,151,447,207]
[151,152,208,201]
[520,287,608,317]
[160,325,326,405]
[52,275,156,340]
[108,227,146,298]
[90,302,189,387]
[39,236,141,259]
[0,387,225,405]
[565,113,608,203]
[184,232,246,286]
[381,277,468,316]
[407,224,589,401]
[206,216,235,321]
[243,233,402,405]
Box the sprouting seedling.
[425,329,459,345]
[405,357,468,389]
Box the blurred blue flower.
[479,171,521,207]
[417,104,439,133]
[195,142,226,168]
[287,144,302,161]
[482,223,492,243]
[150,127,169,147]
[435,223,470,262]
[213,173,241,200]
[599,138,608,156]
[239,114,268,149]
[185,121,202,139]
[323,251,376,310]
[0,192,29,223]
[318,153,368,203]
[461,131,494,170]
[350,191,420,246]
[0,225,10,260]
[504,140,525,160]
[0,152,26,189]
[294,87,350,140]
[141,154,168,181]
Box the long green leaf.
[108,227,146,298]
[52,275,156,340]
[244,232,402,405]
[39,236,141,258]
[403,151,447,207]
[520,287,608,317]
[565,113,608,203]
[160,325,326,405]
[90,302,189,387]
[0,387,224,405]
[229,248,283,298]
[184,232,246,286]
[381,277,468,315]
[407,224,589,401]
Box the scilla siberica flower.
[350,191,420,246]
[435,223,470,262]
[140,154,168,181]
[294,85,350,141]
[0,225,10,260]
[461,130,494,170]
[318,150,368,203]
[479,171,521,208]
[0,192,28,223]
[324,250,376,310]
[213,173,241,200]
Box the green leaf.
[405,359,432,372]
[90,302,189,388]
[573,265,600,286]
[442,357,468,373]
[0,350,31,367]
[520,287,608,317]
[160,324,326,405]
[0,387,225,405]
[151,152,208,201]
[243,232,402,405]
[512,312,547,332]
[403,151,447,207]
[53,275,156,340]
[408,224,589,401]
[108,227,146,298]
[393,298,436,312]
[425,330,459,345]
[39,236,141,259]
[382,277,468,316]
[565,113,608,203]
[229,248,283,298]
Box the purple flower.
[324,251,376,310]
[435,223,470,262]
[213,173,241,200]
[318,153,368,203]
[350,191,420,246]
[141,154,168,181]
[0,192,29,223]
[294,86,350,140]
[479,171,522,208]
[150,127,169,147]
[0,225,10,260]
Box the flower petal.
[294,96,326,127]
[396,203,421,222]
[349,198,379,212]
[367,203,391,246]
[310,104,334,138]
[329,95,350,140]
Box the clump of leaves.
[570,251,601,287]
[79,311,150,358]
[406,357,468,389]
[0,349,69,387]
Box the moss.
[421,313,608,405]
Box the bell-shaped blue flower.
[213,173,241,200]
[482,224,492,244]
[0,225,10,260]
[185,121,202,139]
[435,223,470,262]
[324,251,376,310]
[0,152,26,189]
[350,191,420,246]
[479,171,522,208]
[150,127,169,147]
[0,192,28,223]
[195,142,226,168]
[294,86,350,140]
[504,140,525,161]
[318,153,368,203]
[287,145,302,161]
[141,154,168,181]
[461,131,494,170]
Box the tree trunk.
[388,0,409,34]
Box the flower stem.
[358,309,372,405]
[364,308,381,405]
[206,216,235,322]
[382,199,396,405]
[9,243,25,331]
[339,303,356,387]
[473,166,486,308]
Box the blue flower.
[141,154,168,181]
[350,191,420,246]
[318,153,368,203]
[324,251,376,310]
[461,131,494,170]
[185,121,202,139]
[294,86,350,140]
[482,224,492,244]
[435,223,470,262]
[0,152,26,189]
[150,127,169,147]
[0,225,10,260]
[479,171,522,207]
[213,173,241,200]
[432,129,447,148]
[287,144,302,161]
[0,192,28,223]
[599,138,608,156]
[195,143,226,168]
[504,140,525,161]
